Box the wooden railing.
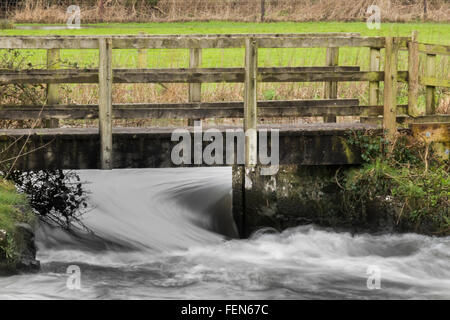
[0,33,449,168]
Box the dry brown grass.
[11,0,450,23]
[437,90,450,114]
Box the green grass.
[0,179,30,234]
[0,178,34,268]
[1,21,449,70]
[2,21,449,40]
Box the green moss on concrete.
[340,139,357,164]
[233,165,356,237]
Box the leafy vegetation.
[1,168,89,272]
[0,49,45,106]
[340,131,450,235]
[8,170,89,231]
[0,178,35,267]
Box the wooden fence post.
[408,31,421,117]
[369,47,381,106]
[99,38,113,170]
[188,48,202,126]
[323,47,339,122]
[137,32,147,69]
[383,37,398,145]
[260,0,266,22]
[45,48,60,128]
[425,53,436,115]
[244,37,257,167]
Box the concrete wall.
[232,165,398,238]
[0,126,366,170]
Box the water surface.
[0,168,448,299]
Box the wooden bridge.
[0,33,449,170]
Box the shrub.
[0,49,45,106]
[0,19,14,30]
[7,170,89,231]
[340,131,450,234]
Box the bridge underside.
[0,123,377,170]
[2,122,406,238]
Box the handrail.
[1,33,448,169]
[0,35,410,49]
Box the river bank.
[0,178,39,275]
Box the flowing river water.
[0,168,449,299]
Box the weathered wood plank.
[361,114,450,125]
[397,115,450,124]
[260,71,408,83]
[1,68,410,84]
[188,48,202,126]
[0,33,363,48]
[410,122,450,143]
[383,37,398,143]
[425,54,436,114]
[420,77,450,88]
[408,31,421,117]
[258,36,406,49]
[418,43,450,56]
[0,99,363,119]
[45,48,60,128]
[244,38,258,166]
[0,99,360,110]
[0,33,360,49]
[410,122,450,160]
[0,105,382,120]
[98,38,113,170]
[137,32,147,68]
[369,48,381,106]
[0,35,406,49]
[323,47,339,122]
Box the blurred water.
[0,167,449,300]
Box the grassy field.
[0,21,449,126]
[2,22,450,69]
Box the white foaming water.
[0,167,449,299]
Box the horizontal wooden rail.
[0,35,409,49]
[0,67,409,84]
[418,43,450,56]
[420,76,450,88]
[390,114,450,124]
[0,99,377,119]
[361,113,450,123]
[0,102,412,120]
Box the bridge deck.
[0,123,379,170]
[0,123,378,136]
